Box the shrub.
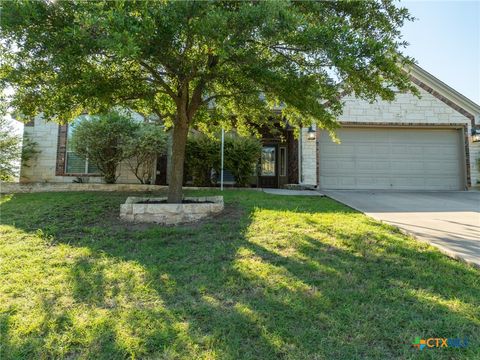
[71,111,138,183]
[21,136,40,169]
[185,134,220,186]
[0,117,39,182]
[185,133,261,187]
[224,135,261,187]
[123,123,167,184]
[0,117,22,182]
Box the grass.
[0,190,479,360]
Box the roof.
[408,64,480,124]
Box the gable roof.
[408,64,480,125]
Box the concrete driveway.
[324,191,480,267]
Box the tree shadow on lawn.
[0,191,479,359]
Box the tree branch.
[186,54,219,120]
[139,61,177,99]
[202,90,255,105]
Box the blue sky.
[401,0,480,104]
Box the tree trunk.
[167,120,189,203]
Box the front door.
[259,145,278,188]
[155,154,168,185]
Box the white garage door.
[319,128,464,190]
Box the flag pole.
[220,127,224,191]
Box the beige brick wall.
[20,117,147,184]
[302,84,479,187]
[300,126,317,186]
[338,85,470,125]
[470,142,480,186]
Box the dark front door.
[155,154,168,185]
[259,145,279,188]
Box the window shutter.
[55,124,68,176]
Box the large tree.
[0,0,416,202]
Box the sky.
[401,0,480,105]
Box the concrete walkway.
[262,188,325,196]
[324,190,480,268]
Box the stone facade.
[338,86,471,126]
[471,142,480,185]
[120,196,224,224]
[21,117,151,184]
[0,182,167,194]
[300,126,318,186]
[21,116,60,183]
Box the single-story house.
[20,64,480,190]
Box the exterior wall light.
[307,126,316,141]
[472,128,480,143]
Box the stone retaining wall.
[0,183,167,194]
[0,182,263,194]
[120,196,224,224]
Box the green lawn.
[0,190,478,359]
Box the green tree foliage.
[0,117,22,181]
[123,123,167,184]
[0,116,38,181]
[1,0,416,201]
[70,111,139,183]
[224,135,261,187]
[20,136,39,172]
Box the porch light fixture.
[307,126,316,140]
[472,128,480,143]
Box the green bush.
[224,135,262,187]
[71,111,138,183]
[184,133,261,187]
[185,135,220,186]
[0,117,39,182]
[0,117,22,181]
[123,123,167,184]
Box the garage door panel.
[356,160,391,172]
[319,128,463,190]
[356,144,390,154]
[391,145,424,156]
[321,160,356,171]
[424,161,459,173]
[390,179,425,189]
[356,177,391,187]
[426,177,461,188]
[393,161,424,173]
[423,146,457,156]
[320,176,355,187]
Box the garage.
[318,128,465,190]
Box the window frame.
[261,146,276,176]
[63,120,101,176]
[279,147,287,177]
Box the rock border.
[0,182,263,194]
[120,196,224,225]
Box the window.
[261,146,276,176]
[65,116,99,174]
[279,147,287,176]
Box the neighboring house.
[20,64,480,190]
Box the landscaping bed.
[120,195,224,224]
[0,190,478,359]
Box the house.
[20,64,480,190]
